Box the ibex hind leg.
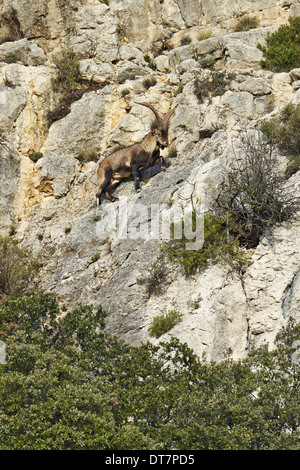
[105,189,119,203]
[105,177,122,202]
[96,166,113,206]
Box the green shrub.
[4,52,22,64]
[194,72,235,102]
[234,15,258,32]
[137,256,169,297]
[121,88,130,97]
[91,252,100,263]
[1,278,300,449]
[164,212,247,275]
[198,55,216,69]
[48,52,103,124]
[28,152,43,163]
[258,16,300,72]
[213,131,300,248]
[142,77,157,90]
[181,36,192,46]
[260,103,300,177]
[211,86,226,97]
[197,29,213,41]
[174,81,183,96]
[76,147,98,164]
[144,54,157,70]
[148,309,182,338]
[52,53,82,94]
[187,295,202,310]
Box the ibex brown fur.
[96,102,174,205]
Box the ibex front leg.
[131,163,141,192]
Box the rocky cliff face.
[1,0,300,361]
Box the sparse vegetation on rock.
[148,308,182,338]
[234,15,259,32]
[260,103,300,177]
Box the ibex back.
[96,102,174,206]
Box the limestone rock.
[41,89,108,158]
[238,77,272,95]
[0,63,54,153]
[0,143,20,235]
[70,3,119,63]
[0,39,47,66]
[271,72,294,108]
[1,0,300,363]
[36,155,80,199]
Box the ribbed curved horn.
[134,101,162,123]
[161,108,175,130]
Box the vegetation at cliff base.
[0,243,299,450]
[0,237,40,298]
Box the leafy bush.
[174,81,183,96]
[3,52,22,64]
[260,103,300,177]
[137,256,169,297]
[28,151,43,163]
[258,16,300,72]
[197,29,213,41]
[194,72,235,102]
[234,15,258,32]
[91,252,100,263]
[76,147,98,164]
[144,55,157,70]
[1,286,300,450]
[198,55,216,69]
[181,35,192,46]
[142,77,157,90]
[48,53,103,124]
[164,211,247,275]
[121,88,130,97]
[0,237,40,299]
[213,131,300,248]
[52,53,82,94]
[148,309,182,338]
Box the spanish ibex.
[96,102,174,206]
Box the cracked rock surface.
[1,0,300,361]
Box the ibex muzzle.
[96,102,174,206]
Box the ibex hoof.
[136,188,141,193]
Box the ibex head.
[135,101,175,149]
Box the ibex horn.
[134,101,162,123]
[134,101,175,130]
[161,108,175,130]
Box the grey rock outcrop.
[1,0,300,361]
